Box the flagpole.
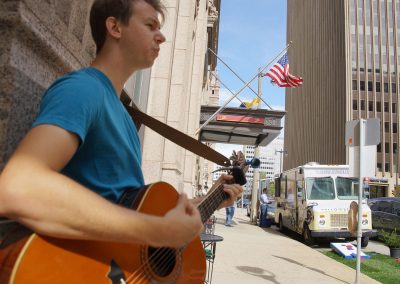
[195,41,293,136]
[210,72,249,107]
[208,48,272,110]
[210,72,273,110]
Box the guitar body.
[1,182,206,284]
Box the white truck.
[274,162,377,247]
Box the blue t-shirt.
[33,68,145,202]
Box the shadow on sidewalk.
[236,266,281,284]
[271,255,349,284]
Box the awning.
[199,106,286,147]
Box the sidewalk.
[209,208,379,284]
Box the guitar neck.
[197,181,230,224]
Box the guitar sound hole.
[148,247,176,277]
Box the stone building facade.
[0,0,221,197]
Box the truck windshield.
[335,177,362,200]
[306,177,335,200]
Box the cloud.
[219,88,244,107]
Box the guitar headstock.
[228,150,248,185]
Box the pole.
[396,147,399,191]
[250,68,262,224]
[208,48,273,110]
[210,72,254,109]
[195,42,293,135]
[355,119,365,284]
[275,149,287,173]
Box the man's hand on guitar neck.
[191,175,243,209]
[218,175,243,209]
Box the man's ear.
[105,17,122,39]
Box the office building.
[285,0,400,196]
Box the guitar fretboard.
[198,183,230,224]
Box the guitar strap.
[120,90,231,167]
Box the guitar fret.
[199,184,229,224]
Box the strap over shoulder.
[120,90,231,167]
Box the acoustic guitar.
[0,165,246,283]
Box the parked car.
[246,201,276,225]
[367,197,400,235]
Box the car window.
[376,201,392,213]
[393,202,400,216]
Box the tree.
[259,172,267,180]
[269,181,275,197]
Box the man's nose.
[156,31,166,44]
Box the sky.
[214,0,287,156]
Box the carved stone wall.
[0,0,95,169]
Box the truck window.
[335,177,363,200]
[306,177,335,200]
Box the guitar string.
[125,184,223,283]
[125,184,224,283]
[125,246,186,283]
[125,247,170,283]
[125,182,229,283]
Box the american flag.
[265,53,303,87]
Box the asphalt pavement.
[208,208,380,284]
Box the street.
[208,208,380,284]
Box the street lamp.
[275,149,288,173]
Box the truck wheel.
[303,224,315,246]
[278,215,285,232]
[361,236,369,248]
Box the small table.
[200,233,223,284]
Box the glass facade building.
[285,0,400,196]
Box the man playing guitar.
[0,0,242,279]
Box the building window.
[393,103,397,113]
[385,163,390,172]
[369,101,374,111]
[384,82,389,93]
[392,83,397,93]
[376,101,381,111]
[377,163,382,171]
[385,142,390,153]
[353,100,358,110]
[376,82,381,92]
[360,81,365,91]
[361,100,365,110]
[352,80,357,90]
[394,143,398,153]
[394,123,398,134]
[384,102,389,112]
[377,143,381,152]
[385,122,390,132]
[368,81,373,91]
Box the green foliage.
[381,229,400,248]
[269,182,275,196]
[324,251,400,283]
